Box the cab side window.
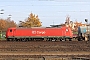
[10,29,12,32]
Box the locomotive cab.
[6,28,16,41]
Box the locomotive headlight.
[66,29,68,32]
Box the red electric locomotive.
[6,26,73,41]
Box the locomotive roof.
[8,26,68,30]
[16,27,62,29]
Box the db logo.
[32,31,46,34]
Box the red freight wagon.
[6,26,73,41]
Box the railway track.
[0,55,90,60]
[0,55,90,57]
[0,41,90,52]
[0,41,90,59]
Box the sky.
[0,0,90,27]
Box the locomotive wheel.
[60,39,65,41]
[60,39,62,41]
[69,38,72,41]
[7,38,13,41]
[21,38,26,42]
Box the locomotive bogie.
[6,36,72,41]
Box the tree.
[0,18,17,39]
[20,13,42,27]
[0,19,6,38]
[5,17,17,30]
[0,18,17,31]
[0,19,7,31]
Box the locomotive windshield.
[10,29,12,32]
